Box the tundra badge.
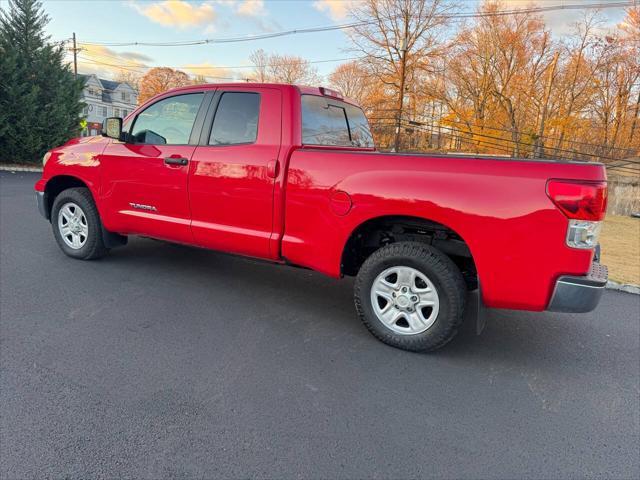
[129,202,157,212]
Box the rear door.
[100,91,212,243]
[188,87,282,259]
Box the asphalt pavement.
[1,171,639,479]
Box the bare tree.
[248,50,322,85]
[267,54,321,84]
[249,49,270,82]
[115,70,141,93]
[347,0,455,151]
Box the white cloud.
[237,0,265,17]
[182,62,237,81]
[75,44,152,79]
[497,1,624,36]
[132,1,217,29]
[313,0,354,21]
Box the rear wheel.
[51,188,108,260]
[354,242,466,352]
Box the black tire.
[51,187,109,260]
[354,242,466,352]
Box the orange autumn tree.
[138,67,191,105]
[334,0,639,161]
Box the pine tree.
[0,0,84,165]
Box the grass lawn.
[600,215,640,285]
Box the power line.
[76,53,363,71]
[369,116,631,163]
[373,112,638,155]
[71,2,635,48]
[77,56,147,75]
[396,120,640,170]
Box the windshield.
[301,94,374,148]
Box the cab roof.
[156,83,361,107]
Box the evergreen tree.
[0,0,84,165]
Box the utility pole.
[72,32,78,79]
[394,19,409,153]
[534,51,559,159]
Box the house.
[79,74,138,136]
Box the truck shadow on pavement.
[96,236,602,367]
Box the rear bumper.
[36,191,49,220]
[547,262,608,313]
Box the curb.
[606,281,640,295]
[0,164,43,173]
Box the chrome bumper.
[547,262,608,313]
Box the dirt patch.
[601,215,640,285]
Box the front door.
[100,92,209,243]
[189,87,282,258]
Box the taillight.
[547,179,607,250]
[546,180,607,221]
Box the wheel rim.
[57,202,89,250]
[370,266,440,335]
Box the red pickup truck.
[35,83,608,351]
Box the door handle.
[267,159,279,178]
[164,157,188,166]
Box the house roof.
[101,79,121,91]
[79,74,134,93]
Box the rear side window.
[301,95,374,147]
[301,95,350,146]
[210,92,260,145]
[130,93,203,145]
[344,104,374,148]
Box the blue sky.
[1,0,629,81]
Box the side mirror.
[102,117,123,140]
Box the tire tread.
[354,242,466,352]
[51,187,109,260]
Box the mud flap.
[468,285,487,335]
[101,226,128,248]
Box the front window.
[209,92,260,146]
[301,95,374,147]
[130,93,204,145]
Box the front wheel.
[51,188,109,260]
[354,242,466,352]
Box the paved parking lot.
[1,171,639,479]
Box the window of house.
[82,106,89,115]
[113,107,120,117]
[122,110,127,117]
[101,106,108,117]
[209,92,260,146]
[301,95,374,147]
[120,91,130,102]
[130,93,204,145]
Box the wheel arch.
[42,175,93,220]
[341,215,478,289]
[44,175,126,249]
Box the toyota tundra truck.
[34,83,609,352]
